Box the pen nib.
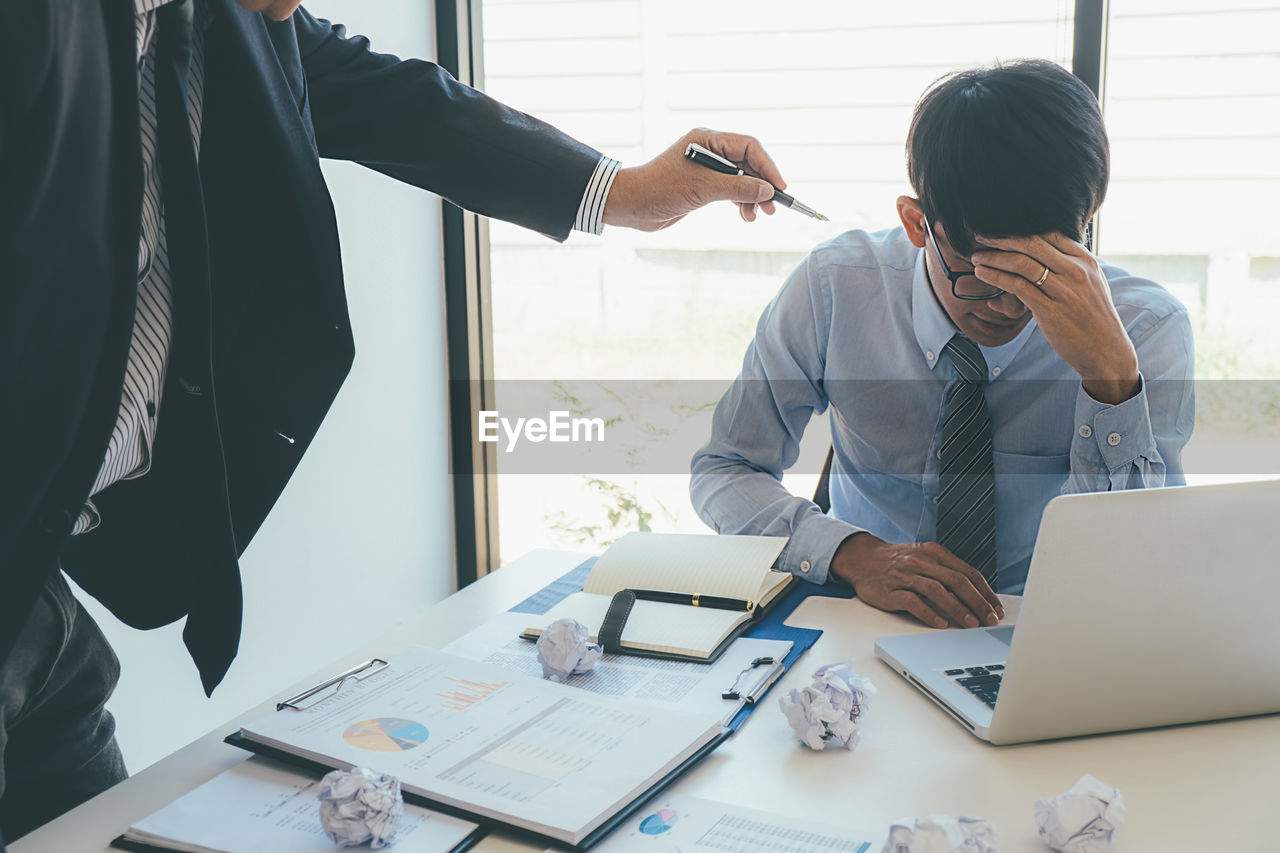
[788,199,830,222]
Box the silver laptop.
[874,479,1280,744]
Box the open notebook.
[522,533,792,661]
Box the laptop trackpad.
[986,626,1015,645]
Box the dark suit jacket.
[0,0,601,693]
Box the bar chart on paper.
[438,677,509,711]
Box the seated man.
[690,59,1195,630]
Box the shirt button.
[799,560,811,573]
[1107,432,1123,446]
[926,351,935,361]
[991,367,1001,377]
[146,400,157,418]
[1078,424,1093,438]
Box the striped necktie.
[936,334,998,588]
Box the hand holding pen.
[684,143,828,221]
[602,128,792,230]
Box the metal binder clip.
[722,656,779,701]
[277,657,390,711]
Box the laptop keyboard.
[943,663,1005,709]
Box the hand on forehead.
[971,231,1095,304]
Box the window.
[1102,1,1280,483]
[467,0,1279,566]
[478,1,1077,562]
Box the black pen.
[684,143,829,221]
[628,588,755,613]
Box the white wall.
[80,0,456,773]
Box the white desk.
[15,549,1280,851]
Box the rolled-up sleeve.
[691,255,862,585]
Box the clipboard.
[224,656,733,852]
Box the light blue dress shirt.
[691,227,1195,594]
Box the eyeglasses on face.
[922,213,1005,301]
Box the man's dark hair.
[906,59,1109,258]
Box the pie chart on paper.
[638,808,678,835]
[343,717,430,752]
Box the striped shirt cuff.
[72,499,101,536]
[572,157,621,236]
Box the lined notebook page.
[583,533,788,602]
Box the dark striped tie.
[936,335,998,588]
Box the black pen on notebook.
[684,142,829,221]
[629,588,755,613]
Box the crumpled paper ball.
[882,814,998,853]
[535,617,604,681]
[778,661,875,750]
[317,767,403,849]
[1034,774,1126,852]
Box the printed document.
[237,647,722,846]
[596,792,875,852]
[120,756,478,853]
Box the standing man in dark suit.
[0,0,788,842]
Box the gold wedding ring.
[1034,265,1050,287]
